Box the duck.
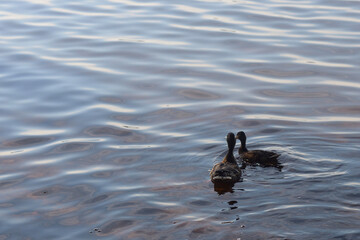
[210,132,242,184]
[235,131,280,167]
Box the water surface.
[1,0,360,239]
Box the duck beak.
[235,135,239,140]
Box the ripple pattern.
[1,0,360,239]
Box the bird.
[235,131,280,167]
[210,132,242,184]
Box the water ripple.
[1,0,360,239]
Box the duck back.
[241,150,280,166]
[210,162,241,184]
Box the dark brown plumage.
[236,131,280,167]
[210,132,242,184]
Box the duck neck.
[240,140,248,153]
[224,146,236,164]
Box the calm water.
[1,0,360,239]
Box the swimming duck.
[236,131,280,167]
[210,132,242,184]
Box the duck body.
[210,132,242,184]
[210,161,241,184]
[236,131,280,167]
[239,149,280,167]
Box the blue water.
[1,0,360,239]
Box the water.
[1,0,360,239]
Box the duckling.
[210,132,242,184]
[236,131,280,167]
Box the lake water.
[1,0,360,239]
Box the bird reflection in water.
[213,181,235,195]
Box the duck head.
[235,131,247,151]
[226,132,236,151]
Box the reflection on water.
[213,182,235,195]
[1,0,360,239]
